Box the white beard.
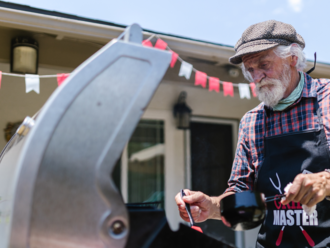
[255,67,291,108]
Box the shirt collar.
[263,71,316,112]
[272,71,305,111]
[301,72,317,98]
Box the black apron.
[255,99,330,248]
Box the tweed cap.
[229,20,305,64]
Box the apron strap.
[315,98,323,130]
[257,97,323,188]
[263,107,267,138]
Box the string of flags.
[0,71,70,94]
[0,35,256,100]
[143,35,257,99]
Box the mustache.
[256,78,278,89]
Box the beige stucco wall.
[0,62,71,149]
[0,25,102,149]
[149,81,260,120]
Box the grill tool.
[180,189,203,233]
[264,194,286,202]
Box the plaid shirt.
[225,72,330,193]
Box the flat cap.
[229,20,305,64]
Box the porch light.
[173,91,192,130]
[223,64,240,78]
[11,37,39,74]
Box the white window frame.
[120,109,185,230]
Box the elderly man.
[175,20,330,247]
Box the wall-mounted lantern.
[173,91,192,130]
[222,64,240,78]
[11,37,39,74]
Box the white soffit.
[0,7,235,63]
[0,7,329,76]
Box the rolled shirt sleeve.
[224,119,256,193]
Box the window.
[112,120,165,208]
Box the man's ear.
[290,55,298,68]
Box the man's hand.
[175,190,218,223]
[281,171,330,207]
[175,190,234,223]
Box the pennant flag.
[239,83,251,99]
[57,73,70,86]
[154,39,167,50]
[25,74,40,94]
[170,51,178,68]
[142,40,153,47]
[208,77,220,92]
[0,71,2,89]
[250,82,257,97]
[179,61,193,80]
[223,82,234,97]
[195,71,207,88]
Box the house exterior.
[0,2,329,247]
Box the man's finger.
[175,193,185,207]
[292,183,310,203]
[184,189,196,196]
[190,208,202,216]
[305,191,324,207]
[190,205,200,214]
[179,213,190,222]
[180,211,189,218]
[191,211,201,218]
[180,211,199,222]
[178,206,187,213]
[183,191,204,204]
[175,189,196,207]
[299,187,313,205]
[282,174,304,204]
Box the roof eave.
[0,6,328,76]
[0,7,238,63]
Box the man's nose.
[252,70,265,84]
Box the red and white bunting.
[152,34,258,101]
[209,77,220,92]
[195,71,207,88]
[0,34,257,103]
[223,82,234,97]
[179,61,193,80]
[170,51,179,68]
[142,40,153,47]
[250,82,257,97]
[57,73,70,86]
[154,39,167,50]
[239,83,251,99]
[25,74,40,94]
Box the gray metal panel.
[0,135,27,245]
[3,28,171,248]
